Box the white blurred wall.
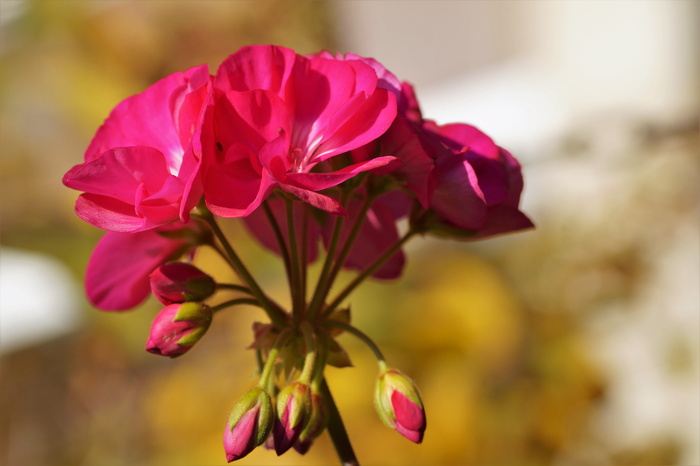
[332,0,698,153]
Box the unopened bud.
[375,368,426,443]
[293,392,328,455]
[273,381,311,455]
[150,262,215,305]
[223,387,274,462]
[145,302,212,357]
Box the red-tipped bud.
[375,368,426,443]
[145,302,212,357]
[150,262,216,305]
[223,387,274,462]
[293,392,328,455]
[273,381,311,455]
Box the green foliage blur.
[1,1,697,466]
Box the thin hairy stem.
[324,229,417,317]
[211,298,261,313]
[196,209,288,328]
[322,320,385,363]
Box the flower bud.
[375,368,426,443]
[150,262,216,305]
[273,381,311,455]
[293,392,328,455]
[145,302,212,357]
[223,387,274,462]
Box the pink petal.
[288,56,362,148]
[223,407,258,461]
[204,164,276,218]
[391,391,425,443]
[471,205,534,239]
[215,45,297,96]
[86,229,190,311]
[278,183,345,215]
[64,147,183,232]
[435,123,500,158]
[285,156,397,192]
[75,194,147,232]
[430,153,488,231]
[215,90,292,153]
[313,88,397,162]
[85,64,210,170]
[64,147,171,203]
[379,117,436,207]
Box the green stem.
[285,197,303,320]
[307,190,351,320]
[197,210,288,329]
[321,378,359,466]
[323,229,418,318]
[216,283,253,295]
[258,330,292,388]
[300,205,309,309]
[298,322,317,384]
[211,298,261,313]
[263,200,293,294]
[322,192,375,305]
[322,320,385,363]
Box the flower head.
[203,45,398,217]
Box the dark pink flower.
[202,45,398,217]
[150,262,216,305]
[145,302,212,357]
[223,387,274,462]
[375,368,426,444]
[63,65,212,232]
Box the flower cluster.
[63,45,532,463]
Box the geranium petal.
[85,229,190,310]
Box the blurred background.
[1,1,698,465]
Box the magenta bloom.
[63,65,212,232]
[150,262,216,305]
[425,122,534,238]
[145,302,212,357]
[375,368,426,444]
[202,45,398,217]
[223,387,274,462]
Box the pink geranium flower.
[202,45,398,218]
[63,65,212,232]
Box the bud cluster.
[145,263,217,358]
